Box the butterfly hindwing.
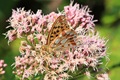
[50,29,77,50]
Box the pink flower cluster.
[0,60,7,75]
[6,8,60,42]
[6,1,109,80]
[64,1,96,29]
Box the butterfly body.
[41,15,77,53]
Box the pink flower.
[97,73,110,80]
[45,12,60,31]
[6,30,17,42]
[0,60,7,75]
[64,1,97,29]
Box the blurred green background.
[0,0,120,80]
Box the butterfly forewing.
[47,15,70,45]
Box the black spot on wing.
[56,34,58,37]
[56,30,59,33]
[58,26,60,28]
[50,35,54,38]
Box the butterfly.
[41,15,77,53]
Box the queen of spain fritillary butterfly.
[41,15,77,53]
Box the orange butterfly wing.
[47,15,76,50]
